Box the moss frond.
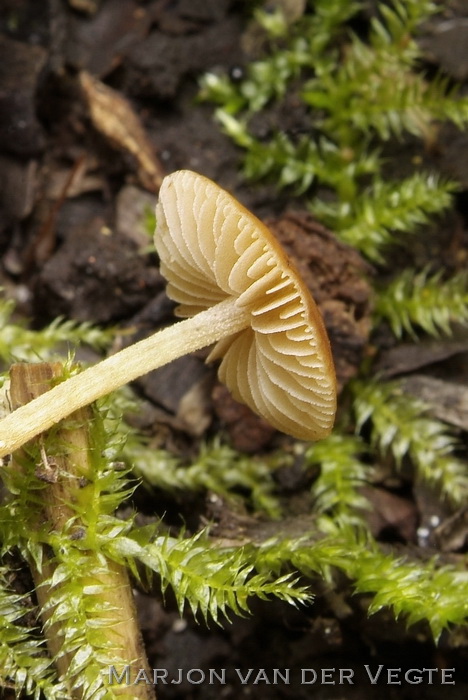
[200,0,362,115]
[375,268,468,336]
[303,1,456,143]
[0,571,65,700]
[219,124,380,197]
[201,0,463,156]
[350,544,468,641]
[106,529,311,624]
[0,391,304,694]
[352,380,468,504]
[201,0,465,263]
[306,434,371,524]
[253,523,468,641]
[36,552,128,698]
[127,436,282,518]
[312,174,456,261]
[0,397,140,699]
[0,296,114,365]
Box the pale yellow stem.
[0,297,250,457]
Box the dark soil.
[1,1,468,699]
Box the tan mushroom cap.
[155,170,337,440]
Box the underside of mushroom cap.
[155,170,337,440]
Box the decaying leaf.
[79,71,164,192]
[374,338,468,377]
[68,0,100,13]
[434,506,468,552]
[401,374,468,431]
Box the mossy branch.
[201,0,464,262]
[0,365,310,697]
[253,522,468,641]
[302,1,459,143]
[2,363,154,700]
[375,268,468,337]
[0,570,64,700]
[312,174,456,261]
[106,530,311,625]
[306,434,371,524]
[200,0,362,115]
[351,380,468,504]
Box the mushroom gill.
[156,170,336,440]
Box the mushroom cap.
[155,170,337,440]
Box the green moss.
[198,0,468,643]
[0,296,114,366]
[352,379,468,504]
[306,434,371,524]
[201,0,467,260]
[252,521,468,641]
[0,363,306,697]
[2,0,468,694]
[128,436,282,518]
[375,267,468,337]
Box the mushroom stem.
[0,297,250,457]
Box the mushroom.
[0,171,336,457]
